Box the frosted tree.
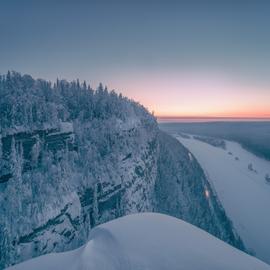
[10,137,22,179]
[0,225,12,269]
[92,183,99,226]
[0,135,2,160]
[31,135,41,166]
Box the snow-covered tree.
[92,183,99,226]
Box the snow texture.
[7,213,270,270]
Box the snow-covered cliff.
[0,72,244,268]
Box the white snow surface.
[175,135,270,264]
[7,213,270,270]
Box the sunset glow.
[105,70,270,119]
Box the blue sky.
[1,0,270,116]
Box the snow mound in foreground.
[8,213,270,270]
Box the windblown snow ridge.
[7,213,270,270]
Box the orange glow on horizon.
[155,112,270,119]
[153,106,270,120]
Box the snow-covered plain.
[7,213,270,270]
[175,134,270,264]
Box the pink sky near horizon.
[103,70,270,119]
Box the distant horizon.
[157,116,270,123]
[2,70,270,121]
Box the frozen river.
[175,134,270,264]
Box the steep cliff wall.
[0,114,158,268]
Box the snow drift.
[7,213,270,270]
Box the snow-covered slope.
[0,72,244,268]
[175,134,270,264]
[7,213,270,270]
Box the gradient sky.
[1,0,270,117]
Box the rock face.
[0,72,244,268]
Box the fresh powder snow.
[7,213,270,270]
